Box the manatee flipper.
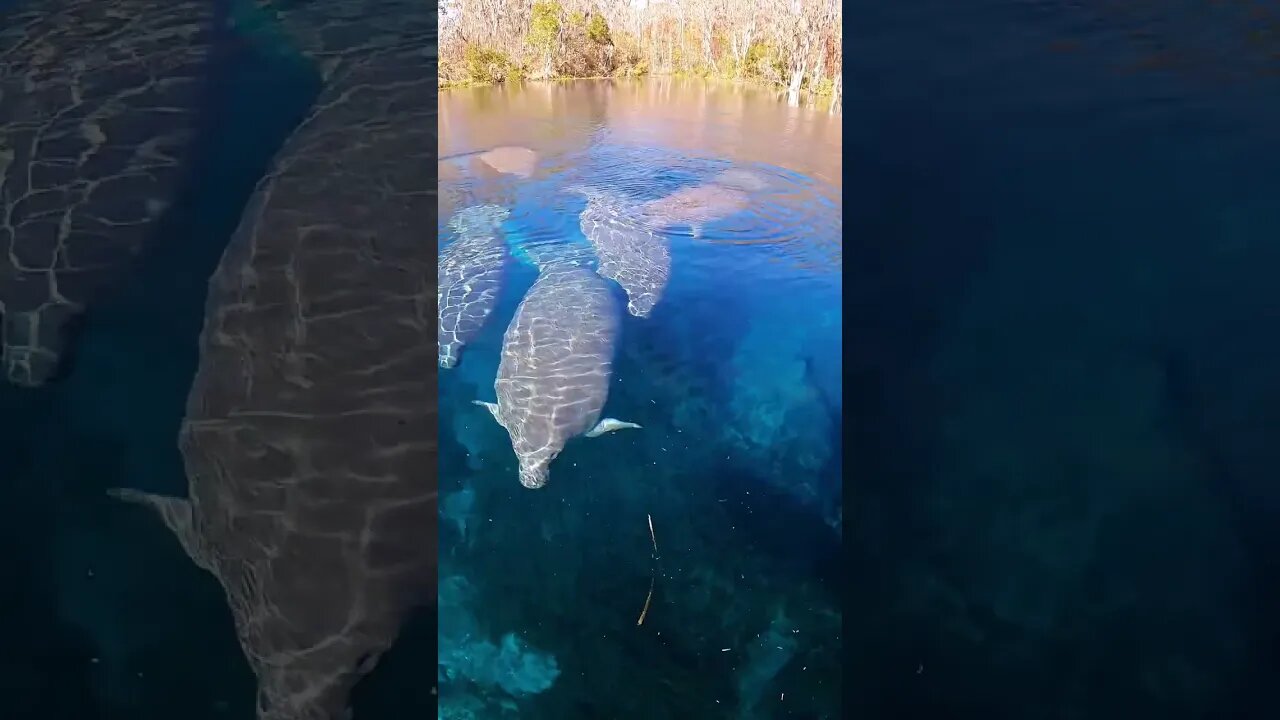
[585,418,642,437]
[107,488,212,572]
[472,400,506,429]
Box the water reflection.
[440,78,842,192]
[441,80,842,277]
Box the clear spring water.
[438,81,843,719]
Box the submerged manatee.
[110,2,436,718]
[641,185,748,228]
[474,266,640,489]
[0,0,215,385]
[439,204,509,369]
[439,145,539,180]
[569,186,671,318]
[638,168,767,238]
[477,146,538,178]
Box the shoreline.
[438,74,840,107]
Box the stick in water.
[637,513,659,626]
[637,576,654,626]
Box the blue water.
[437,140,843,717]
[852,2,1280,718]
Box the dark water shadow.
[1,14,320,719]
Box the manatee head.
[563,184,634,210]
[627,293,657,318]
[439,342,460,369]
[3,305,76,387]
[477,146,538,178]
[713,168,768,192]
[563,183,604,202]
[254,650,379,720]
[518,455,552,490]
[447,204,510,236]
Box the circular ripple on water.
[439,143,842,288]
[440,142,839,278]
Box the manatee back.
[178,3,438,717]
[438,227,507,367]
[579,196,671,318]
[495,268,619,463]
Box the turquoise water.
[437,110,844,717]
[852,2,1280,718]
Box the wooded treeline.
[439,0,841,108]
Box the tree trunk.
[701,14,713,68]
[787,62,803,106]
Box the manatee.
[439,204,510,369]
[109,2,437,719]
[474,266,640,489]
[637,168,767,238]
[0,0,215,385]
[439,145,539,179]
[641,185,748,226]
[569,186,671,318]
[712,168,769,193]
[477,146,538,178]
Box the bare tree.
[440,0,843,108]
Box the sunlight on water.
[437,80,843,720]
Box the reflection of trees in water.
[441,81,842,188]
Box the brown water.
[440,78,841,205]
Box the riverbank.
[439,73,841,111]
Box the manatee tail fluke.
[107,488,211,571]
[585,418,642,437]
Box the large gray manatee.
[109,1,437,718]
[474,265,641,489]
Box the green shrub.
[586,14,611,45]
[614,58,648,77]
[463,44,518,84]
[528,1,562,53]
[742,40,786,86]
